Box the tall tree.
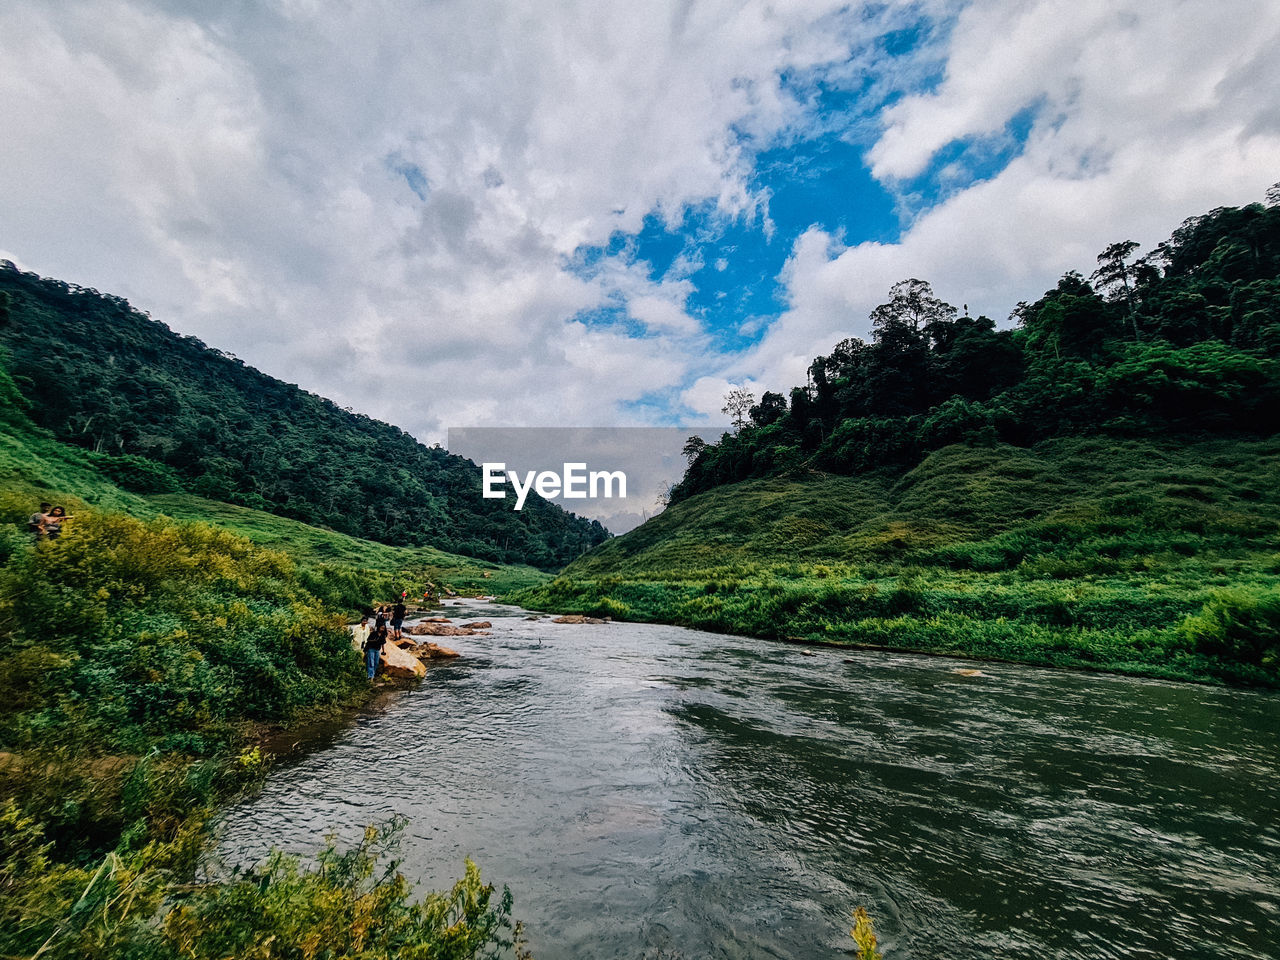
[722,387,756,431]
[870,279,956,337]
[681,435,707,462]
[1092,241,1142,339]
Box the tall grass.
[516,436,1280,687]
[0,502,520,957]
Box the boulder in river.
[381,642,426,679]
[460,620,492,629]
[411,622,486,637]
[552,615,609,624]
[395,638,460,661]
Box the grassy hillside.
[0,262,608,567]
[516,436,1280,686]
[1,364,548,603]
[1,362,523,956]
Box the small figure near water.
[46,506,71,540]
[364,623,388,679]
[29,504,72,541]
[391,600,406,640]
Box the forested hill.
[0,263,608,567]
[674,194,1280,501]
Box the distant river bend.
[216,604,1280,960]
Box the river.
[214,602,1280,959]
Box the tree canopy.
[673,195,1280,501]
[0,264,609,567]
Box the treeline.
[675,194,1280,500]
[0,265,608,567]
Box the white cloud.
[0,0,890,441]
[2,0,1277,455]
[737,0,1280,394]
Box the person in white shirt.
[351,616,371,652]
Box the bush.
[1179,589,1280,682]
[88,452,184,493]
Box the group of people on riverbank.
[27,502,72,540]
[351,599,409,679]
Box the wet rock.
[460,620,492,629]
[411,622,485,637]
[396,638,461,661]
[381,642,426,679]
[551,615,609,624]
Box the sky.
[2,0,1279,446]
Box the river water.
[215,603,1280,959]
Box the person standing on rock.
[391,599,406,640]
[364,623,388,679]
[351,615,371,652]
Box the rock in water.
[460,620,492,629]
[410,622,480,636]
[551,615,609,624]
[381,642,426,679]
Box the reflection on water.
[214,604,1280,959]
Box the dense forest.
[675,193,1280,500]
[0,265,608,567]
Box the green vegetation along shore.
[1,362,530,957]
[516,436,1280,687]
[517,197,1280,689]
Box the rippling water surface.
[215,603,1280,959]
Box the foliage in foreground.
[0,493,520,957]
[2,809,519,960]
[851,907,883,960]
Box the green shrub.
[1179,589,1280,682]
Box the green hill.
[0,359,547,601]
[518,196,1280,688]
[518,436,1280,686]
[0,262,607,568]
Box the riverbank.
[513,568,1280,688]
[515,440,1280,689]
[0,508,522,958]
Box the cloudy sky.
[2,0,1278,443]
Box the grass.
[515,436,1280,687]
[0,393,549,604]
[0,381,529,956]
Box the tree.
[870,279,956,338]
[749,391,788,427]
[681,435,707,463]
[1091,240,1142,339]
[1267,181,1280,208]
[721,386,755,430]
